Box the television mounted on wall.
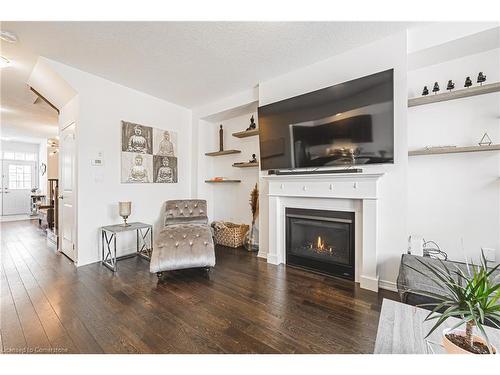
[258,69,394,170]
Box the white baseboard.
[257,251,267,259]
[378,279,398,292]
[266,254,278,264]
[360,275,379,292]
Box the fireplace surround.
[286,208,355,280]
[262,172,384,291]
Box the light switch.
[92,151,104,166]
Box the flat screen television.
[258,69,394,170]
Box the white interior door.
[1,160,34,215]
[60,123,77,261]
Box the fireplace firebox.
[285,208,355,280]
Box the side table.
[101,222,153,272]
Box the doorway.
[59,122,77,261]
[1,159,36,216]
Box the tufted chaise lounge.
[150,199,215,275]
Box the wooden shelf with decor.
[408,82,500,107]
[205,149,241,157]
[205,178,241,183]
[408,144,500,156]
[232,162,259,168]
[232,129,259,138]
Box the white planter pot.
[442,328,497,354]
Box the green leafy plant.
[407,250,500,353]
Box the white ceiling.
[2,21,420,110]
[1,35,59,140]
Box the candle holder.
[119,201,131,227]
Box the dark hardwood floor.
[1,219,397,354]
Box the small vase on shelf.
[219,124,224,151]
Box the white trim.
[265,173,385,292]
[360,275,380,292]
[378,279,398,292]
[262,172,385,181]
[266,254,278,264]
[257,251,267,259]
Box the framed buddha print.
[121,121,178,183]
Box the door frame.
[1,158,37,216]
[59,121,78,265]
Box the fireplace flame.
[317,236,324,250]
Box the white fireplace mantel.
[262,172,385,292]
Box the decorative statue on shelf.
[464,76,473,88]
[477,72,486,85]
[446,80,455,91]
[432,82,440,94]
[478,132,492,146]
[421,86,429,96]
[219,124,224,152]
[249,154,257,163]
[246,115,257,131]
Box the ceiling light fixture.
[0,30,18,43]
[0,56,11,68]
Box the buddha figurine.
[477,72,486,85]
[432,82,440,94]
[246,115,257,131]
[464,76,473,88]
[421,86,429,96]
[446,80,455,91]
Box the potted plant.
[408,250,500,354]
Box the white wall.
[258,32,409,286]
[47,146,59,180]
[38,141,47,194]
[193,118,217,219]
[47,59,192,267]
[408,48,500,263]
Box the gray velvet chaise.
[150,199,215,276]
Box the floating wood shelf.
[205,149,241,157]
[409,144,500,156]
[232,162,259,168]
[205,179,241,183]
[408,82,500,107]
[232,129,259,138]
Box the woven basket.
[213,222,249,248]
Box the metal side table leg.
[102,230,117,272]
